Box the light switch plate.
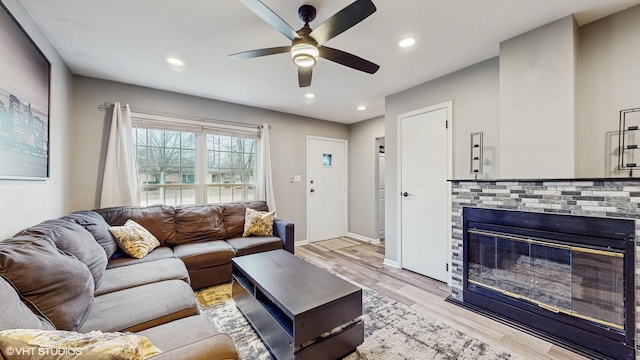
[294,175,301,183]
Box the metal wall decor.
[470,132,483,179]
[617,108,640,177]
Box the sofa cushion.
[96,258,190,296]
[0,236,94,331]
[187,265,232,290]
[222,201,269,239]
[0,328,162,360]
[62,210,119,259]
[95,205,176,246]
[173,204,225,245]
[79,280,198,333]
[0,276,54,331]
[18,219,108,288]
[109,220,160,259]
[106,246,174,269]
[137,315,239,360]
[173,241,235,270]
[226,236,283,256]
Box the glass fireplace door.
[467,229,625,330]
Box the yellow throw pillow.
[242,208,275,237]
[108,220,160,259]
[0,328,162,360]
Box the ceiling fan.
[230,0,380,87]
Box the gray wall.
[578,4,640,177]
[0,1,74,240]
[384,58,500,262]
[71,76,348,241]
[499,16,578,179]
[348,116,384,240]
[383,4,640,264]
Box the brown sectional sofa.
[0,200,294,359]
[95,200,294,289]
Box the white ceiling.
[20,0,640,124]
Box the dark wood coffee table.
[232,249,363,360]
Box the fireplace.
[462,207,635,359]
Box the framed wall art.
[0,2,50,180]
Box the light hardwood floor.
[296,239,589,360]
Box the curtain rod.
[97,102,268,129]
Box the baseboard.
[382,259,398,268]
[295,240,310,246]
[347,232,380,244]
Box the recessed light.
[399,38,416,48]
[166,57,184,66]
[357,106,367,111]
[305,93,316,99]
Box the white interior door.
[307,137,347,242]
[400,105,450,282]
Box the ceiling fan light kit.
[291,38,319,68]
[232,0,380,87]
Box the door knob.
[402,192,410,197]
[310,188,315,193]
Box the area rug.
[196,284,514,360]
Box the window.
[205,134,256,204]
[132,116,258,206]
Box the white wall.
[347,116,384,241]
[384,58,500,262]
[71,76,348,241]
[499,15,578,179]
[578,4,640,177]
[0,1,73,240]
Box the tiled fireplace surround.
[450,179,640,357]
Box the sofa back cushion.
[0,276,54,331]
[173,204,225,245]
[18,219,108,289]
[0,236,94,331]
[62,211,118,259]
[222,201,269,239]
[95,205,176,246]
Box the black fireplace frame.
[462,207,636,360]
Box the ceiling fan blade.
[230,46,291,60]
[319,46,380,74]
[239,0,299,41]
[309,0,376,45]
[298,67,312,87]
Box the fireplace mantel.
[450,177,640,183]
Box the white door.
[307,137,347,242]
[400,105,450,282]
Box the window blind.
[131,112,260,139]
